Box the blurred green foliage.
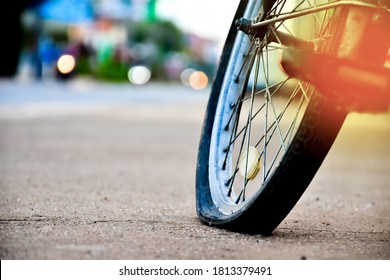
[95,57,128,82]
[127,19,186,80]
[129,19,185,53]
[91,19,187,81]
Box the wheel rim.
[209,0,338,214]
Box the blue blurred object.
[39,38,61,65]
[38,0,94,24]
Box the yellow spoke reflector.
[239,146,262,181]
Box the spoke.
[271,0,306,21]
[223,80,290,190]
[262,88,307,180]
[320,8,331,33]
[262,40,287,153]
[226,168,238,197]
[223,43,258,134]
[316,5,337,52]
[227,112,250,199]
[234,41,256,83]
[287,86,310,145]
[254,78,302,149]
[228,43,263,202]
[268,0,329,51]
[262,91,269,183]
[279,22,295,38]
[226,79,289,152]
[268,0,287,15]
[265,84,311,178]
[235,188,244,204]
[266,45,285,51]
[307,0,323,28]
[275,0,288,16]
[252,0,370,33]
[269,25,283,45]
[270,28,314,50]
[298,81,311,102]
[222,101,241,170]
[261,40,271,183]
[241,41,262,202]
[224,95,240,132]
[241,80,286,102]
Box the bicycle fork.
[281,3,390,112]
[237,0,390,112]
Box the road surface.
[0,79,389,259]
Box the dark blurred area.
[1,0,218,89]
[0,1,46,77]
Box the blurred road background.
[2,0,237,86]
[0,0,389,259]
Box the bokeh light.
[189,71,208,90]
[57,54,76,74]
[128,66,152,85]
[180,68,196,86]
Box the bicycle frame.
[236,0,390,112]
[249,0,390,29]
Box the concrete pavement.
[0,79,389,259]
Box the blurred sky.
[156,0,239,47]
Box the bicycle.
[196,0,390,235]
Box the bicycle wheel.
[196,0,348,234]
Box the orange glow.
[189,71,208,90]
[385,48,390,69]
